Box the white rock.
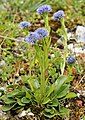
[0,87,6,91]
[68,43,85,54]
[68,43,73,50]
[51,54,55,58]
[77,93,80,97]
[0,60,6,66]
[40,19,44,23]
[57,39,63,45]
[18,110,26,118]
[67,32,72,40]
[76,26,85,43]
[73,47,85,53]
[28,112,34,116]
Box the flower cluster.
[37,5,52,15]
[18,21,31,29]
[53,10,64,20]
[67,56,76,64]
[35,28,49,39]
[23,5,65,45]
[26,32,39,44]
[26,28,48,44]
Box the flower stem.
[41,66,45,98]
[28,45,34,91]
[60,18,68,75]
[43,13,50,33]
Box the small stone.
[74,47,85,53]
[66,105,69,108]
[76,26,85,43]
[67,32,72,40]
[28,112,34,116]
[0,87,6,92]
[57,39,63,45]
[68,43,73,50]
[77,93,80,97]
[82,46,85,50]
[40,19,44,23]
[51,54,55,58]
[18,110,26,118]
[0,60,6,66]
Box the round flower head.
[35,28,49,39]
[37,5,52,15]
[53,10,64,20]
[18,21,31,29]
[67,56,76,64]
[26,32,39,44]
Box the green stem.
[41,67,45,98]
[68,64,73,76]
[40,38,49,99]
[60,18,68,75]
[27,45,34,91]
[43,13,50,33]
[35,13,51,101]
[28,45,32,76]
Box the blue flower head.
[53,10,64,20]
[18,21,31,29]
[35,28,49,39]
[26,32,39,44]
[67,56,76,64]
[37,5,52,15]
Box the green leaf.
[43,108,56,118]
[0,95,6,100]
[34,89,42,103]
[46,84,55,97]
[44,108,52,113]
[59,107,69,118]
[48,98,59,107]
[43,112,55,118]
[7,93,12,97]
[16,91,25,97]
[44,108,54,114]
[64,92,77,99]
[4,98,16,104]
[56,84,69,98]
[42,97,51,104]
[21,97,30,103]
[2,105,13,111]
[7,89,21,97]
[21,86,29,92]
[13,106,24,111]
[65,76,74,83]
[55,75,72,92]
[0,92,2,96]
[2,103,16,111]
[55,75,68,91]
[17,98,25,106]
[26,91,31,100]
[33,79,40,89]
[34,44,43,67]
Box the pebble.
[76,26,85,43]
[0,60,6,66]
[68,44,85,54]
[28,112,34,116]
[18,110,26,118]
